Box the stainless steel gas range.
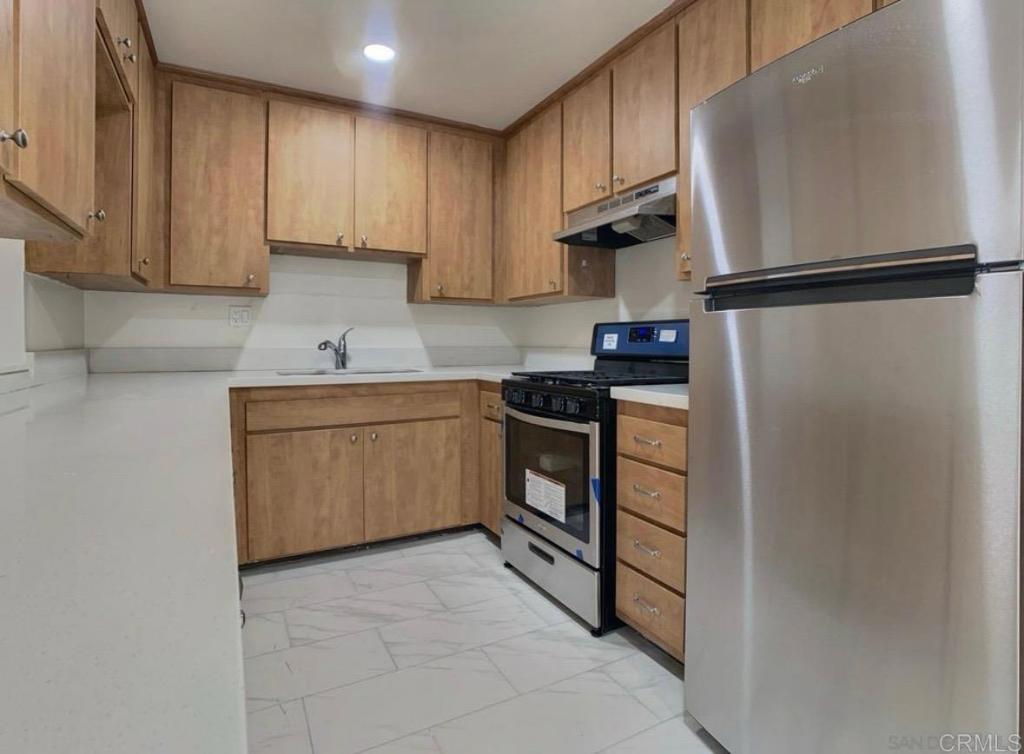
[500,319,689,634]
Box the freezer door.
[686,273,1022,754]
[690,0,1024,284]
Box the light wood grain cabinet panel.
[618,414,687,472]
[354,117,427,254]
[751,0,872,71]
[0,0,14,177]
[267,101,354,249]
[617,456,686,534]
[364,418,462,541]
[170,82,268,291]
[612,23,677,194]
[428,131,493,299]
[132,25,160,285]
[479,415,503,536]
[562,70,611,212]
[616,561,685,660]
[617,510,686,593]
[247,428,365,561]
[677,0,748,280]
[8,0,95,233]
[97,0,138,102]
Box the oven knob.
[551,396,566,412]
[530,394,545,409]
[564,398,580,415]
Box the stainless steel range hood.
[553,176,676,248]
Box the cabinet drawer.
[618,415,687,471]
[616,510,685,593]
[247,391,461,432]
[616,561,685,660]
[479,391,503,422]
[617,456,686,533]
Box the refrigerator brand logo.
[792,65,825,85]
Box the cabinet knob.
[117,36,133,49]
[124,52,138,64]
[247,273,256,283]
[549,280,557,289]
[680,253,691,262]
[0,128,28,149]
[350,433,358,444]
[336,231,344,245]
[435,283,445,295]
[360,235,368,248]
[88,209,106,221]
[141,257,151,266]
[613,175,625,185]
[594,182,606,191]
[370,431,379,442]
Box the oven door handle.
[504,406,595,435]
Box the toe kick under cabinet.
[230,381,482,564]
[615,400,688,661]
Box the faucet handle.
[317,340,332,351]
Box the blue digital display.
[591,320,689,359]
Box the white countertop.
[610,384,690,410]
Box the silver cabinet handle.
[613,175,625,185]
[435,283,445,295]
[0,128,28,148]
[549,280,557,289]
[594,182,607,191]
[141,257,151,266]
[370,431,378,442]
[336,232,344,245]
[360,235,368,247]
[350,433,358,444]
[88,209,106,221]
[486,403,500,411]
[632,483,661,499]
[117,36,133,49]
[680,253,691,262]
[247,273,256,283]
[124,53,137,64]
[633,539,662,559]
[633,434,662,448]
[633,594,660,616]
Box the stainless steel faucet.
[318,328,354,370]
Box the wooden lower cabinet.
[364,418,462,541]
[616,562,685,659]
[247,428,365,561]
[479,413,503,536]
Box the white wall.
[24,274,85,351]
[0,239,27,371]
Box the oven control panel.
[502,386,599,421]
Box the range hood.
[554,176,677,248]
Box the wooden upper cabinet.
[612,23,677,194]
[354,117,427,254]
[505,103,563,300]
[427,132,493,300]
[750,0,872,71]
[7,0,95,234]
[363,419,462,542]
[677,0,748,280]
[562,70,611,212]
[132,24,160,285]
[0,0,14,177]
[170,82,268,291]
[247,428,366,561]
[267,101,354,249]
[97,0,139,102]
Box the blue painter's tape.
[591,478,601,504]
[517,514,524,524]
[575,549,584,560]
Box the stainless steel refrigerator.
[686,1,1021,752]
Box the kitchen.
[0,0,1019,753]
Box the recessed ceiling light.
[363,44,395,62]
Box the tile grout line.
[301,696,317,754]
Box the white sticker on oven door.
[658,329,677,343]
[602,333,619,350]
[525,469,566,523]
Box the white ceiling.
[143,0,675,130]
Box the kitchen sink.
[275,368,422,376]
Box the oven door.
[503,406,601,568]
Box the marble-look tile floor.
[241,529,725,754]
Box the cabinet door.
[428,131,493,300]
[170,82,268,291]
[132,28,160,284]
[479,417,503,536]
[364,419,461,541]
[751,0,872,71]
[354,117,427,254]
[562,70,611,212]
[247,428,365,561]
[525,104,564,296]
[677,0,748,280]
[612,23,677,194]
[267,101,354,248]
[502,127,527,298]
[10,0,95,233]
[0,0,14,176]
[97,0,138,102]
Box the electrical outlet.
[229,305,252,328]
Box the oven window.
[505,413,591,544]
